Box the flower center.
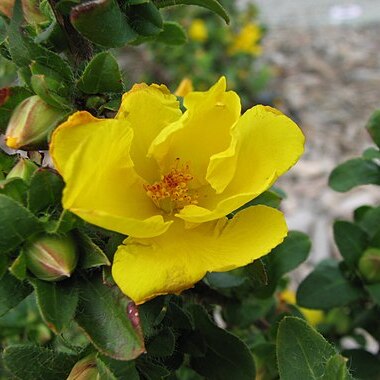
[144,159,198,213]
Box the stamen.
[144,159,198,213]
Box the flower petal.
[148,77,241,187]
[50,111,171,238]
[112,205,287,304]
[116,83,182,182]
[177,105,305,223]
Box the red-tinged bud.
[5,96,68,151]
[359,248,380,283]
[6,158,38,182]
[0,88,10,106]
[24,233,78,282]
[67,354,100,380]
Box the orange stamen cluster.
[144,159,198,213]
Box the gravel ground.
[253,3,380,278]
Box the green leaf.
[0,194,44,254]
[366,109,380,147]
[157,21,187,45]
[365,283,380,306]
[188,304,255,380]
[296,260,363,309]
[154,0,229,24]
[75,274,145,360]
[76,231,111,269]
[233,191,283,216]
[321,355,353,380]
[0,86,32,133]
[333,221,368,268]
[28,169,64,214]
[329,158,380,192]
[77,52,123,94]
[0,272,33,316]
[136,357,170,379]
[3,344,78,380]
[97,355,140,380]
[9,251,27,280]
[205,272,246,289]
[358,206,380,238]
[71,0,137,47]
[128,2,163,36]
[30,74,72,109]
[362,147,380,160]
[0,177,28,204]
[31,278,79,334]
[255,231,310,297]
[342,349,380,380]
[277,317,336,380]
[244,259,268,287]
[147,327,175,357]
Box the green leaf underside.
[3,344,78,380]
[31,278,79,334]
[75,274,145,360]
[277,317,337,380]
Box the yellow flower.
[175,78,194,97]
[50,77,304,304]
[229,23,263,56]
[279,290,324,327]
[188,19,208,43]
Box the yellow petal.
[112,205,287,304]
[177,105,305,223]
[116,83,182,182]
[50,111,171,238]
[149,77,241,187]
[175,78,193,97]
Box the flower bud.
[67,354,100,380]
[5,96,68,151]
[24,233,78,281]
[358,248,380,283]
[6,158,38,182]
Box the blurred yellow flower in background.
[229,23,263,56]
[279,289,324,327]
[50,77,304,304]
[175,78,194,97]
[188,18,208,42]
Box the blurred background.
[117,0,380,279]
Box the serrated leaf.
[244,259,268,287]
[136,357,170,379]
[296,260,363,309]
[0,272,33,316]
[28,169,64,214]
[77,52,123,94]
[329,158,380,192]
[71,0,137,47]
[157,21,187,45]
[154,0,229,24]
[188,304,255,380]
[277,317,337,380]
[75,274,145,360]
[76,231,111,269]
[0,194,44,254]
[333,221,368,268]
[3,344,78,380]
[321,355,353,380]
[31,278,79,334]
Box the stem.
[47,0,93,65]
